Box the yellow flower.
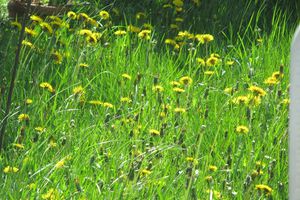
[232,95,249,105]
[78,29,93,37]
[170,81,181,87]
[35,127,46,132]
[173,87,185,93]
[255,184,272,195]
[88,100,103,105]
[186,157,198,165]
[13,143,25,149]
[103,102,114,108]
[51,51,63,64]
[49,16,62,23]
[281,98,290,105]
[196,58,205,66]
[138,30,151,40]
[73,86,85,95]
[195,34,214,43]
[149,129,160,136]
[40,82,55,93]
[42,188,59,200]
[11,21,21,30]
[226,60,235,65]
[55,159,65,169]
[25,27,38,37]
[99,10,110,20]
[77,13,89,21]
[22,40,34,49]
[79,63,89,68]
[120,97,132,103]
[122,73,132,80]
[165,38,177,46]
[204,71,215,76]
[114,30,127,36]
[28,183,37,190]
[136,12,146,20]
[208,165,218,172]
[178,31,193,39]
[40,22,53,34]
[271,71,284,80]
[67,11,77,19]
[87,17,98,27]
[174,107,186,113]
[236,125,249,134]
[127,25,141,33]
[18,113,29,122]
[179,76,193,85]
[224,87,233,94]
[86,34,98,43]
[3,166,19,173]
[25,98,33,104]
[248,86,266,97]
[30,15,43,23]
[173,0,184,7]
[140,169,151,176]
[264,77,279,85]
[152,85,164,92]
[206,56,219,67]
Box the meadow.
[0,0,298,199]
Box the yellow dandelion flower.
[22,40,34,49]
[40,22,53,34]
[232,95,249,105]
[122,73,132,80]
[272,71,284,80]
[173,0,183,7]
[49,16,62,23]
[140,169,151,176]
[18,113,29,122]
[174,107,186,113]
[224,87,233,94]
[138,30,151,40]
[248,94,262,106]
[202,34,214,42]
[120,97,132,103]
[25,27,38,37]
[67,11,77,19]
[35,127,45,132]
[248,86,266,97]
[3,166,19,173]
[170,81,181,87]
[13,143,24,149]
[79,63,89,68]
[186,157,198,165]
[25,98,33,104]
[149,129,160,136]
[77,13,89,21]
[51,51,63,64]
[114,30,127,36]
[226,60,235,65]
[255,184,272,195]
[88,100,103,105]
[196,58,205,66]
[99,10,110,20]
[40,82,55,93]
[206,56,219,67]
[55,159,65,169]
[152,85,164,93]
[136,12,146,20]
[208,165,218,172]
[73,86,84,95]
[204,175,213,182]
[87,17,98,27]
[178,31,193,39]
[86,34,97,43]
[165,38,177,46]
[264,77,279,85]
[281,98,290,105]
[42,188,59,199]
[160,112,166,118]
[11,21,22,30]
[236,125,249,134]
[103,102,114,108]
[127,25,141,33]
[30,15,43,23]
[173,87,185,93]
[78,29,93,37]
[179,76,193,85]
[204,71,215,76]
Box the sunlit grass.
[0,1,296,199]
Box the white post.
[290,25,300,200]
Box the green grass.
[0,1,297,199]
